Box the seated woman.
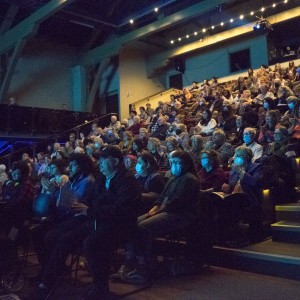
[186,135,204,167]
[118,131,133,154]
[122,150,200,284]
[258,110,278,146]
[216,146,264,245]
[135,152,166,213]
[190,109,217,136]
[147,137,165,167]
[198,150,227,192]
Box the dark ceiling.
[0,0,299,51]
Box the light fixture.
[178,37,181,41]
[220,22,224,26]
[129,19,134,24]
[186,34,189,38]
[211,25,215,29]
[250,11,254,15]
[194,31,198,35]
[154,7,159,12]
[272,3,277,7]
[261,7,265,12]
[202,28,206,33]
[253,18,273,32]
[170,40,174,44]
[240,14,244,20]
[230,18,234,23]
[284,0,288,3]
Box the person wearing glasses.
[121,150,199,284]
[242,127,263,162]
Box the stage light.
[194,32,198,36]
[154,7,159,12]
[170,40,174,44]
[202,28,206,33]
[220,22,224,26]
[230,18,234,23]
[186,35,189,38]
[129,19,134,24]
[240,14,244,20]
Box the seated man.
[150,116,169,141]
[242,127,263,162]
[31,146,141,300]
[204,129,233,166]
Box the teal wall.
[166,34,268,87]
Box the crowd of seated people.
[0,61,300,299]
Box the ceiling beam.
[0,4,20,35]
[81,0,235,66]
[0,0,76,55]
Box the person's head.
[274,126,289,144]
[68,153,94,179]
[11,161,29,181]
[48,160,66,177]
[44,154,51,165]
[132,138,144,152]
[222,104,233,118]
[133,115,140,125]
[212,129,226,146]
[129,110,137,118]
[85,144,95,156]
[243,128,256,145]
[0,164,6,174]
[139,128,148,139]
[95,145,123,177]
[135,152,159,177]
[242,90,251,99]
[91,122,98,132]
[174,101,181,110]
[111,115,118,123]
[123,155,137,172]
[265,110,278,128]
[233,146,253,166]
[236,116,243,128]
[263,97,276,110]
[287,96,298,111]
[139,106,145,113]
[36,152,44,162]
[278,86,294,99]
[175,123,187,135]
[22,153,30,161]
[69,133,76,142]
[191,135,204,151]
[170,150,197,177]
[260,84,269,95]
[165,137,179,152]
[56,150,67,160]
[53,143,61,151]
[202,109,212,121]
[147,138,160,153]
[200,150,220,170]
[146,103,151,109]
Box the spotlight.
[253,18,272,33]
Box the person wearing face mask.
[198,150,227,192]
[283,96,300,142]
[242,128,263,162]
[219,146,264,245]
[122,150,199,284]
[217,104,236,133]
[258,110,278,145]
[135,153,165,213]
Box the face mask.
[201,158,209,167]
[171,164,181,176]
[263,103,269,109]
[234,157,244,166]
[288,103,295,110]
[243,135,252,145]
[135,163,144,175]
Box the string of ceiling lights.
[168,0,290,45]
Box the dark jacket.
[151,124,169,141]
[87,165,141,226]
[155,171,199,215]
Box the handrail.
[0,112,117,163]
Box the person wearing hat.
[31,145,141,300]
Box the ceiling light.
[272,3,277,7]
[186,35,189,38]
[129,19,134,24]
[154,7,159,12]
[194,31,198,36]
[178,37,181,41]
[220,22,224,26]
[202,28,206,33]
[284,0,288,3]
[261,7,265,12]
[250,11,254,15]
[170,40,174,44]
[230,18,234,23]
[211,25,215,29]
[240,14,244,20]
